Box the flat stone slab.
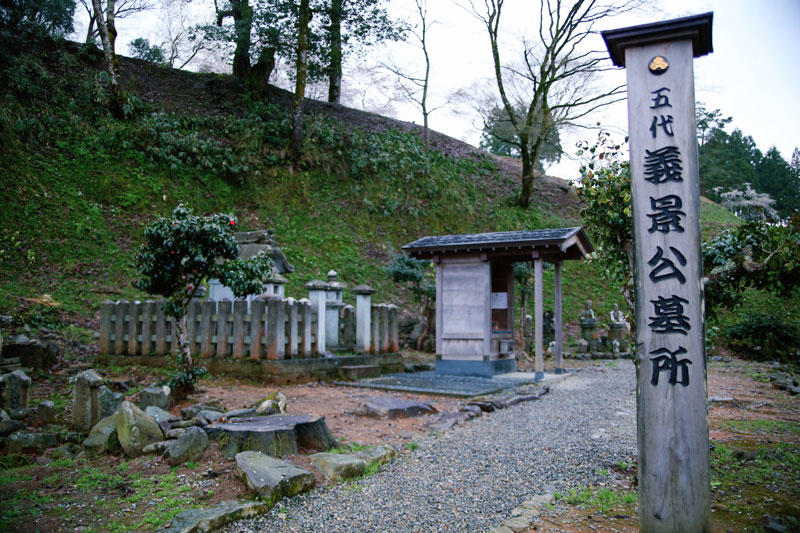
[336,371,516,397]
[163,500,270,533]
[354,444,396,465]
[339,365,381,380]
[353,397,437,419]
[206,414,336,459]
[235,451,315,500]
[310,452,368,481]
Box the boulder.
[0,419,25,437]
[253,392,287,416]
[166,428,186,439]
[206,414,336,460]
[235,451,315,501]
[145,405,177,425]
[223,408,258,420]
[181,402,226,419]
[142,440,172,455]
[52,443,81,460]
[98,386,125,418]
[165,426,209,465]
[138,385,171,411]
[309,452,367,481]
[459,405,483,419]
[353,397,437,419]
[83,412,121,456]
[7,432,59,453]
[425,411,471,432]
[116,401,164,457]
[198,409,223,423]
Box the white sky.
[74,0,800,182]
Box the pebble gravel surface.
[226,361,637,533]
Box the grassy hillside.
[0,32,768,345]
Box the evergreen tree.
[754,146,800,219]
[0,0,76,35]
[479,104,561,171]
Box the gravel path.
[226,361,637,533]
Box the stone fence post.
[298,298,312,357]
[354,284,375,353]
[98,300,114,354]
[387,304,399,352]
[379,305,389,353]
[286,297,299,357]
[266,297,286,360]
[306,280,329,355]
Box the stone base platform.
[339,365,381,380]
[95,353,403,384]
[336,370,570,398]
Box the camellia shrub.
[134,204,274,396]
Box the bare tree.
[91,0,124,116]
[79,0,154,43]
[382,0,442,149]
[158,5,211,69]
[467,0,638,207]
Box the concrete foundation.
[435,357,516,377]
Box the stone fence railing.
[98,297,399,359]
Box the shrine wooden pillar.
[554,261,563,374]
[533,253,543,379]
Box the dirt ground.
[520,356,800,533]
[2,354,798,532]
[183,378,463,448]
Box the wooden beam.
[559,235,577,252]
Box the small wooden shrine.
[403,228,593,377]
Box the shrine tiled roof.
[402,227,593,260]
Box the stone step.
[339,365,381,380]
[236,451,315,500]
[205,414,337,459]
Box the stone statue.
[607,303,629,352]
[579,299,601,352]
[580,299,596,321]
[610,303,625,325]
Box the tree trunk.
[519,139,544,208]
[518,143,534,208]
[419,0,431,150]
[85,14,95,43]
[291,0,311,162]
[231,0,253,80]
[176,315,194,372]
[246,46,275,97]
[92,0,124,117]
[327,0,343,103]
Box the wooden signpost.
[602,13,714,532]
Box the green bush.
[724,313,799,362]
